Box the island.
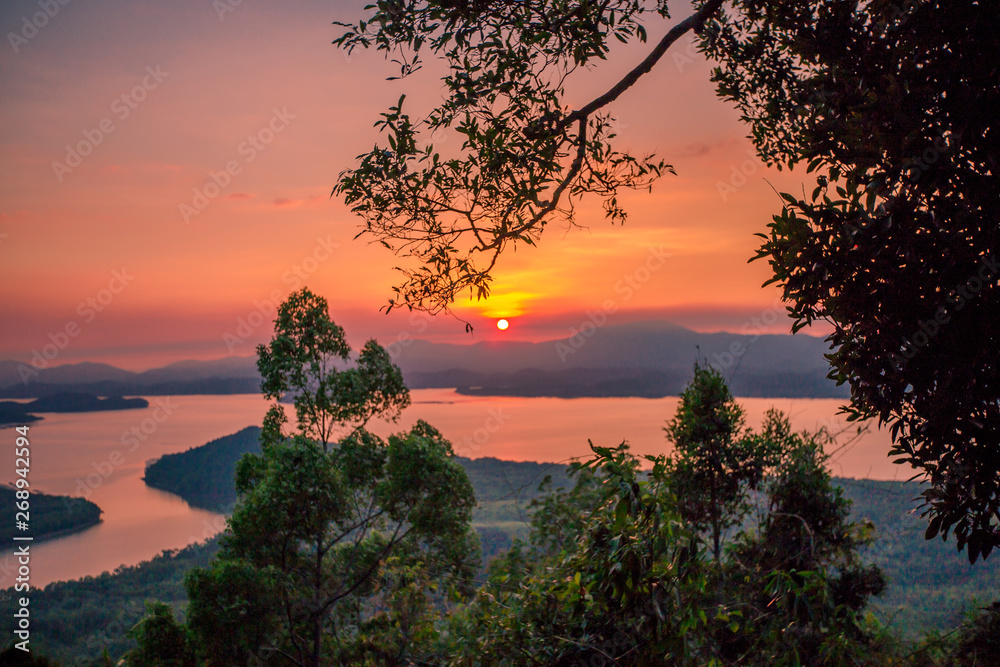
[0,402,43,427]
[0,486,103,545]
[0,392,149,426]
[143,425,577,515]
[143,427,264,512]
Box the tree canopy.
[703,0,1000,563]
[333,0,1000,561]
[131,288,480,665]
[662,361,770,563]
[333,0,723,314]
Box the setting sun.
[497,319,510,330]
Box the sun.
[496,318,509,331]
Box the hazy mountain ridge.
[0,357,261,398]
[0,356,259,388]
[0,321,844,398]
[394,322,844,398]
[391,321,833,375]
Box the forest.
[7,444,999,664]
[8,289,997,666]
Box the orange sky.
[0,0,816,370]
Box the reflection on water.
[1,390,909,588]
[1,395,272,588]
[373,391,906,483]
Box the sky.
[0,0,817,371]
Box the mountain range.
[0,321,845,399]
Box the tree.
[449,442,723,666]
[663,361,770,563]
[179,288,479,665]
[333,0,723,315]
[701,0,1000,563]
[123,602,196,667]
[448,407,888,665]
[725,417,887,665]
[332,1,1000,561]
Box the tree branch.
[562,0,724,128]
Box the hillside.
[0,486,102,545]
[25,392,148,412]
[143,427,263,511]
[0,393,148,425]
[6,427,998,663]
[143,426,576,533]
[0,538,221,664]
[142,426,998,640]
[0,402,42,427]
[838,478,1000,638]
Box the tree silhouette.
[333,0,1000,561]
[140,288,480,666]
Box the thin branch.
[561,0,725,129]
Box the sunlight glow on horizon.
[0,0,809,367]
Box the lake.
[1,390,911,588]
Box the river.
[1,390,909,588]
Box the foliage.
[449,442,723,666]
[334,0,1000,562]
[662,361,771,562]
[123,602,196,667]
[699,0,1000,562]
[13,456,1000,665]
[526,462,604,560]
[944,602,1000,666]
[177,288,479,665]
[448,373,890,665]
[725,418,888,665]
[332,0,724,314]
[255,287,410,446]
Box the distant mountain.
[0,356,261,399]
[392,321,832,375]
[0,357,258,388]
[392,321,844,398]
[0,360,135,388]
[134,356,259,384]
[0,321,844,399]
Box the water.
[1,391,908,588]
